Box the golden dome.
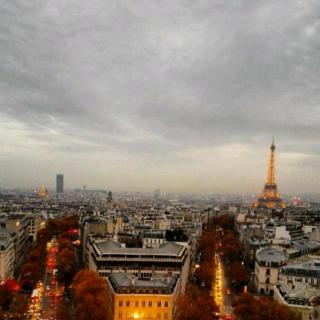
[38,185,48,198]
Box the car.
[224,314,232,320]
[226,288,232,295]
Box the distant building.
[56,174,64,193]
[255,246,287,295]
[252,139,285,210]
[0,229,15,282]
[38,185,48,198]
[106,273,180,320]
[108,191,113,203]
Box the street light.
[133,313,140,319]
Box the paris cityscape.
[1,1,320,320]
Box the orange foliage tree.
[0,285,13,310]
[72,270,109,320]
[233,293,300,320]
[56,245,77,286]
[176,284,219,320]
[226,261,248,287]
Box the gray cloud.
[1,0,320,192]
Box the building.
[106,273,180,320]
[87,238,190,293]
[56,174,64,193]
[4,213,30,266]
[253,139,285,210]
[38,185,48,198]
[255,246,287,295]
[27,212,46,242]
[143,232,166,249]
[274,259,320,320]
[0,229,15,282]
[264,221,304,245]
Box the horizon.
[1,1,320,194]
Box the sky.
[1,0,320,194]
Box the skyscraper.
[56,174,64,193]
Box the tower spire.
[266,137,276,185]
[253,138,285,210]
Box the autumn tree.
[226,261,248,288]
[199,260,215,287]
[233,293,300,320]
[9,295,28,318]
[56,300,72,320]
[176,284,219,320]
[72,270,109,320]
[0,285,13,310]
[56,246,77,286]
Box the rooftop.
[93,238,186,257]
[256,246,286,264]
[108,273,179,294]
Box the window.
[157,301,161,307]
[119,311,122,319]
[126,301,130,307]
[119,300,123,307]
[164,312,168,319]
[164,301,168,307]
[149,301,152,307]
[142,301,145,307]
[157,313,161,319]
[266,269,270,275]
[135,301,139,307]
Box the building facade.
[255,246,287,295]
[87,238,190,294]
[56,174,64,193]
[106,273,180,320]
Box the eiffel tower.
[253,138,285,210]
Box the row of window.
[118,311,168,319]
[119,300,169,308]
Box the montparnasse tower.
[253,138,286,210]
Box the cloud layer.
[1,0,320,193]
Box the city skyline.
[1,1,320,193]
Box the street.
[212,252,234,319]
[26,237,64,320]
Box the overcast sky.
[1,0,320,194]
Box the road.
[212,252,234,319]
[26,237,63,320]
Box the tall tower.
[253,139,285,210]
[56,174,64,193]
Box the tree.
[72,270,109,320]
[9,295,28,318]
[56,247,77,286]
[233,293,300,320]
[21,261,41,285]
[226,261,248,288]
[56,300,72,320]
[199,261,215,287]
[0,285,13,310]
[176,284,219,320]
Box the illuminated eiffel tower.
[253,138,286,210]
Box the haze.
[1,0,320,193]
